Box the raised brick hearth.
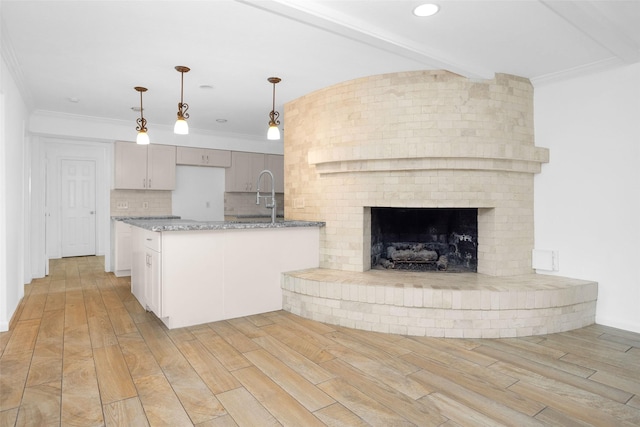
[282,269,597,338]
[281,70,597,337]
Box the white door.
[61,159,96,257]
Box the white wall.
[534,63,640,333]
[172,166,225,221]
[0,54,29,331]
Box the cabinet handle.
[202,154,205,163]
[148,179,151,188]
[143,178,146,188]
[206,155,209,163]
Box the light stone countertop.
[111,215,181,221]
[118,217,325,232]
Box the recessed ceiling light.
[413,3,439,17]
[67,97,80,103]
[131,106,142,112]
[216,118,228,123]
[199,84,214,90]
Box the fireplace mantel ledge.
[308,144,549,175]
[309,155,549,175]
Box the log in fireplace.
[371,207,477,272]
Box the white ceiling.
[2,0,639,139]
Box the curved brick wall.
[284,70,549,276]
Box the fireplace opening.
[371,207,478,272]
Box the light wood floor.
[1,257,640,426]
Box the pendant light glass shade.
[174,117,189,135]
[174,66,190,135]
[136,130,150,145]
[267,77,281,140]
[134,86,150,145]
[267,124,281,140]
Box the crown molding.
[29,109,274,148]
[0,15,33,109]
[530,56,626,87]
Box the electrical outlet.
[116,201,128,209]
[142,201,149,209]
[294,198,305,209]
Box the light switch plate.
[116,201,128,209]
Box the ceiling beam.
[236,0,495,80]
[541,0,639,64]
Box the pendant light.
[267,77,281,140]
[174,66,190,135]
[134,86,150,145]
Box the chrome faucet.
[256,169,276,224]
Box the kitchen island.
[123,218,324,329]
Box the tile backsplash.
[110,190,172,217]
[224,192,284,218]
[111,189,284,219]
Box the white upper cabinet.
[114,142,147,190]
[114,141,176,190]
[225,152,284,193]
[265,154,284,193]
[225,152,268,192]
[176,147,231,167]
[147,145,176,190]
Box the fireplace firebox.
[371,208,478,272]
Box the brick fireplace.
[281,70,597,337]
[284,70,549,276]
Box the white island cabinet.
[131,227,163,316]
[130,221,321,329]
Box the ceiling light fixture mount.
[267,76,281,140]
[174,65,190,135]
[134,86,150,145]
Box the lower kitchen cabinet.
[131,227,162,316]
[144,231,162,316]
[129,225,320,329]
[113,221,132,277]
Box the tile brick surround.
[281,70,596,337]
[284,70,549,276]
